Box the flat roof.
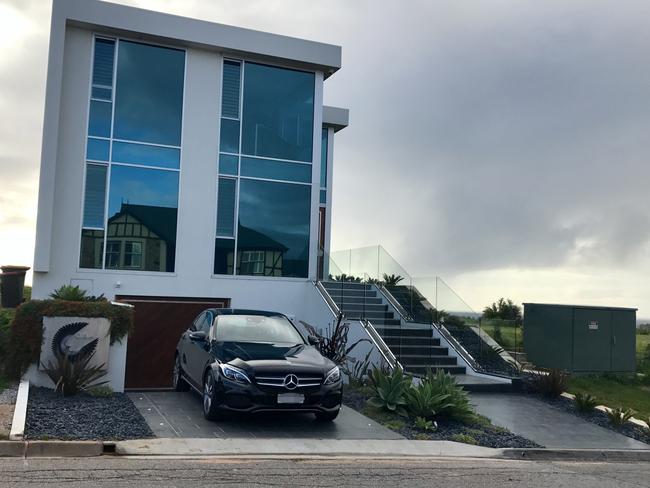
[322,106,349,132]
[54,0,342,77]
[523,302,638,312]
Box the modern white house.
[32,0,510,392]
[32,0,350,388]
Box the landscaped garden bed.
[520,369,650,445]
[343,369,541,448]
[536,392,649,445]
[26,387,154,441]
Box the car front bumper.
[214,376,343,414]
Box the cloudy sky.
[1,0,649,317]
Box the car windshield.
[214,314,305,344]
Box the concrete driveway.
[470,393,649,449]
[128,391,403,440]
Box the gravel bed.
[535,394,650,445]
[0,383,19,405]
[26,387,154,441]
[343,388,541,449]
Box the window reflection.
[79,229,104,269]
[237,179,310,278]
[113,40,185,146]
[107,165,179,272]
[241,63,314,162]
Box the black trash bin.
[0,265,30,308]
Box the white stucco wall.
[32,24,332,319]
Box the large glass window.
[237,179,310,278]
[214,60,315,279]
[80,37,184,272]
[241,63,314,162]
[113,40,185,146]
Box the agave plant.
[49,284,105,302]
[368,366,411,414]
[606,406,635,427]
[424,369,477,423]
[41,349,108,397]
[404,380,453,420]
[574,392,599,413]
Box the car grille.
[254,373,322,389]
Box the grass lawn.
[480,321,522,351]
[568,375,650,420]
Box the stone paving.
[128,391,403,440]
[470,392,649,449]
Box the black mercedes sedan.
[173,309,342,421]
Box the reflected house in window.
[106,203,177,272]
[215,226,288,276]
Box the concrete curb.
[25,441,104,457]
[0,441,25,457]
[499,448,650,462]
[9,380,29,441]
[0,440,104,458]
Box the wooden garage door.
[118,296,229,389]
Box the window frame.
[213,57,317,280]
[78,33,187,275]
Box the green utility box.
[523,303,637,373]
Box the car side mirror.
[189,330,208,342]
[307,335,319,346]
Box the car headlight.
[219,364,251,384]
[324,366,340,385]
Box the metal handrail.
[313,280,340,317]
[432,321,482,372]
[375,284,412,322]
[360,318,401,371]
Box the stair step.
[332,297,383,305]
[327,289,378,298]
[403,365,467,375]
[343,311,395,320]
[394,345,449,356]
[338,303,388,312]
[375,327,431,337]
[322,282,372,290]
[365,319,402,326]
[398,355,458,366]
[382,337,441,348]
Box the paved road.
[1,456,649,487]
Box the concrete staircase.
[321,281,466,375]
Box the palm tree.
[382,273,404,287]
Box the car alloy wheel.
[203,374,214,414]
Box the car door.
[188,311,214,385]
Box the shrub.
[302,313,369,366]
[574,392,599,413]
[606,407,635,427]
[450,433,478,445]
[41,349,108,397]
[344,348,373,387]
[4,300,133,379]
[527,369,567,398]
[424,369,477,423]
[368,367,411,414]
[0,309,15,374]
[405,380,453,420]
[414,416,437,432]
